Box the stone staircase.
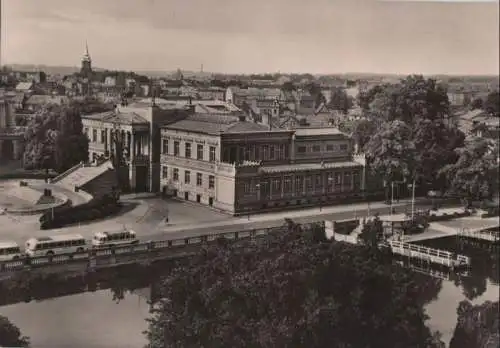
[58,161,114,191]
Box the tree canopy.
[449,300,499,348]
[145,223,444,348]
[0,315,30,347]
[328,87,353,114]
[439,137,499,203]
[23,103,89,173]
[483,91,499,117]
[361,75,466,190]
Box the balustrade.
[0,225,288,273]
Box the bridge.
[0,225,287,276]
[388,240,470,269]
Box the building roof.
[294,127,345,137]
[26,94,69,106]
[229,87,281,99]
[166,113,274,135]
[15,82,34,91]
[83,110,149,125]
[261,161,362,174]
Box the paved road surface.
[1,198,435,246]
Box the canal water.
[0,239,498,348]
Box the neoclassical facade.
[160,113,366,214]
[83,101,367,214]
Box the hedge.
[39,193,121,229]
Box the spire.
[85,40,89,56]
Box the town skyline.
[2,0,499,75]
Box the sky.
[1,0,499,75]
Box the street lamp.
[408,178,416,220]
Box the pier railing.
[459,227,500,242]
[388,240,470,268]
[0,226,287,273]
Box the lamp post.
[408,178,416,220]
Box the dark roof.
[83,110,149,125]
[166,113,273,135]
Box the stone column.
[13,140,20,160]
[281,174,285,198]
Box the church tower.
[80,41,92,77]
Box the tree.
[0,315,30,347]
[361,75,464,190]
[305,82,326,107]
[71,96,114,115]
[23,104,89,173]
[351,118,378,151]
[281,81,296,92]
[145,223,445,348]
[470,97,484,110]
[483,91,499,117]
[450,300,499,348]
[364,120,417,201]
[366,75,450,124]
[358,215,384,247]
[439,138,499,206]
[328,87,353,114]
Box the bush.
[39,193,120,229]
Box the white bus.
[92,229,139,248]
[25,234,88,257]
[0,241,23,261]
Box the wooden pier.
[388,240,470,268]
[459,227,499,243]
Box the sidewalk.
[159,199,414,233]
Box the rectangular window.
[173,168,179,181]
[269,145,275,160]
[327,173,334,192]
[263,145,269,160]
[174,141,180,156]
[353,171,360,189]
[272,178,281,192]
[278,144,285,160]
[243,182,251,194]
[196,173,202,186]
[92,129,97,142]
[315,174,322,188]
[297,146,306,153]
[305,176,313,190]
[209,175,215,189]
[312,145,321,152]
[184,170,191,184]
[197,144,204,160]
[209,146,216,162]
[340,144,348,151]
[162,166,168,179]
[335,172,342,185]
[84,127,89,137]
[162,139,168,154]
[295,176,303,193]
[101,130,107,144]
[344,172,352,186]
[284,176,292,193]
[185,142,192,158]
[326,144,334,151]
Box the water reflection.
[418,237,500,346]
[0,240,497,348]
